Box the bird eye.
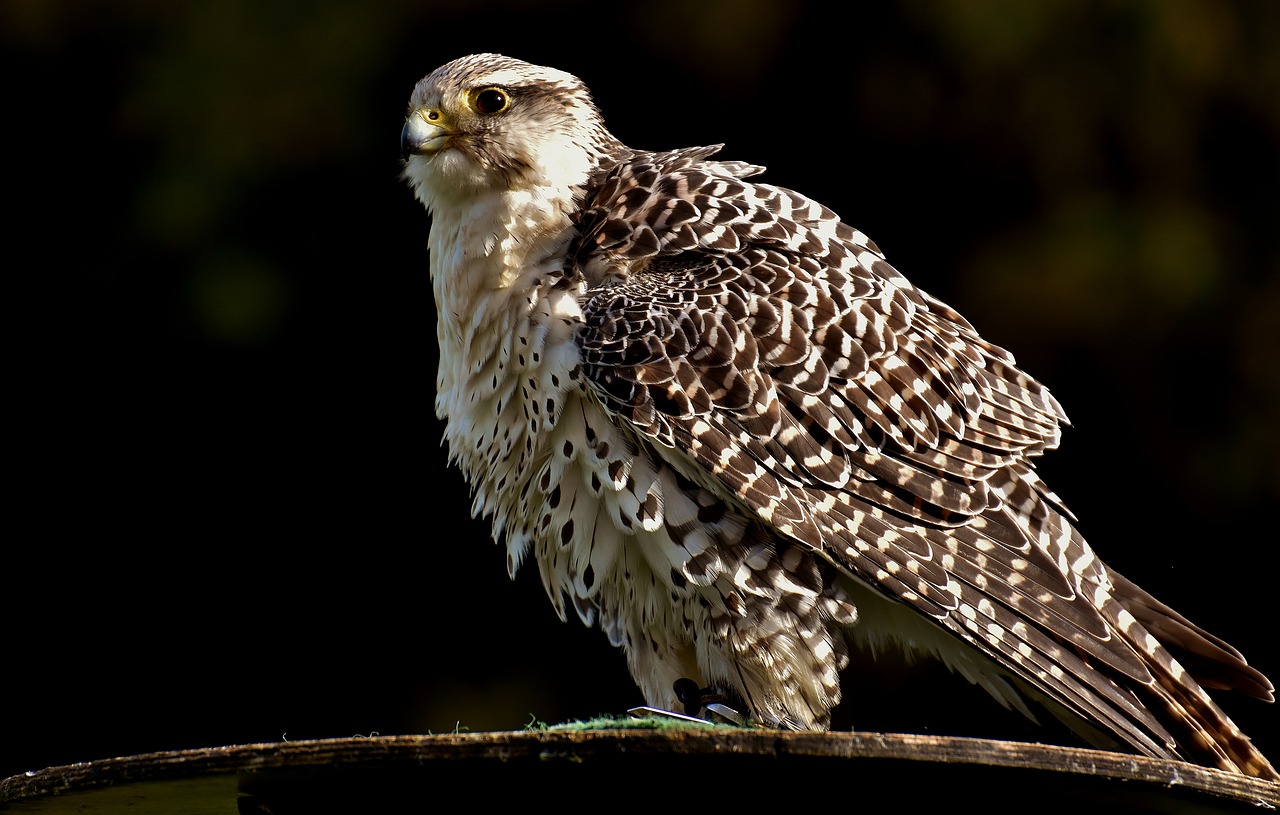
[473,87,509,115]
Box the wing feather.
[571,145,1271,774]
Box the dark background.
[4,0,1276,780]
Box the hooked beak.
[401,109,451,160]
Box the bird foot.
[626,704,747,726]
[670,678,750,725]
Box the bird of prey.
[401,53,1276,779]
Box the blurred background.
[3,0,1277,780]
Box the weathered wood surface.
[3,730,1277,813]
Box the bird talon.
[627,706,713,725]
[702,702,748,726]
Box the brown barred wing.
[572,148,1276,778]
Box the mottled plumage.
[401,53,1276,779]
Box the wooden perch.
[3,729,1276,813]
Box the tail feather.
[1106,568,1278,780]
[1110,569,1275,701]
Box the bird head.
[401,54,624,211]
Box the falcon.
[401,53,1276,779]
